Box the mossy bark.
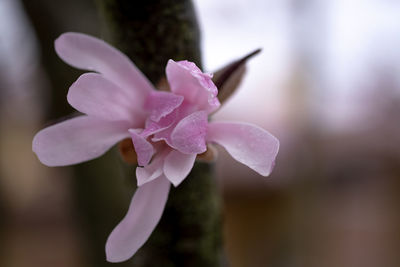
[96,0,202,82]
[96,1,223,266]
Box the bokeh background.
[1,0,400,266]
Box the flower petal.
[163,150,196,187]
[105,176,170,263]
[166,60,220,113]
[135,147,168,186]
[68,73,145,125]
[141,109,177,138]
[55,32,154,99]
[144,91,183,122]
[170,111,208,154]
[207,122,279,176]
[128,129,154,166]
[32,116,129,166]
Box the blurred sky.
[194,0,292,128]
[194,0,400,131]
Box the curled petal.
[68,73,145,125]
[105,176,170,263]
[55,32,154,100]
[144,91,183,122]
[166,60,220,113]
[207,122,279,176]
[128,129,154,166]
[141,109,177,138]
[163,150,196,187]
[151,126,174,147]
[171,111,208,154]
[135,147,168,186]
[33,116,129,166]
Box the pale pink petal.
[128,129,154,166]
[144,91,183,122]
[170,111,208,154]
[135,147,169,186]
[68,73,146,125]
[32,116,129,166]
[163,150,196,187]
[150,105,188,146]
[150,102,192,146]
[151,123,174,147]
[141,110,177,138]
[166,60,220,113]
[105,176,170,263]
[207,122,279,176]
[55,32,154,100]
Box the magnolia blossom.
[32,32,279,262]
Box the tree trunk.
[95,1,223,266]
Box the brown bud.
[212,48,262,105]
[156,77,171,92]
[118,138,138,165]
[196,144,218,163]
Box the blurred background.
[1,0,400,266]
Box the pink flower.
[32,32,279,262]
